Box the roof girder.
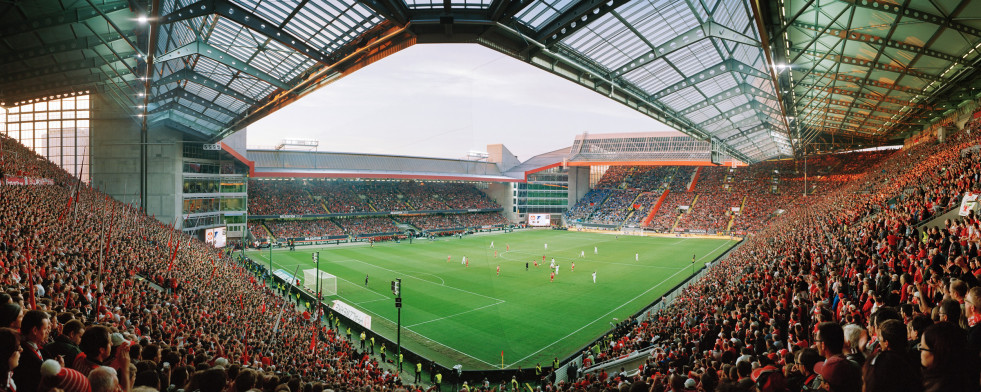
[649,59,770,100]
[839,0,981,38]
[155,69,258,105]
[150,87,239,119]
[0,0,131,36]
[0,51,138,84]
[794,82,931,109]
[799,68,928,96]
[677,84,778,116]
[788,48,941,82]
[161,0,333,65]
[0,31,127,66]
[791,21,965,65]
[156,39,290,89]
[613,22,760,77]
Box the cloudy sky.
[247,44,679,162]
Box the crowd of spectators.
[624,191,666,226]
[333,217,399,236]
[568,127,981,392]
[251,180,499,215]
[565,189,613,221]
[589,190,640,224]
[647,192,697,232]
[247,221,269,240]
[262,220,346,239]
[0,134,75,185]
[247,180,326,216]
[10,118,981,392]
[0,150,410,392]
[398,215,463,231]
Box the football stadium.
[3,1,981,392]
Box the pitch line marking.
[406,300,506,328]
[506,240,732,367]
[341,257,506,302]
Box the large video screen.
[205,227,227,248]
[528,214,551,227]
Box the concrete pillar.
[90,93,183,225]
[484,182,517,222]
[566,166,591,208]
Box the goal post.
[303,269,337,296]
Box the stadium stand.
[247,180,326,216]
[333,216,400,236]
[263,219,346,239]
[5,122,981,392]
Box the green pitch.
[247,230,736,369]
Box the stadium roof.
[244,148,518,181]
[2,0,980,163]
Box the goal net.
[303,269,337,297]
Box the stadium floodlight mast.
[392,278,402,371]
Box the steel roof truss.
[155,69,258,105]
[161,0,332,65]
[0,31,126,66]
[788,49,940,82]
[0,51,137,84]
[150,87,239,118]
[648,59,769,100]
[156,39,290,89]
[613,22,760,77]
[0,0,131,36]
[839,0,981,38]
[677,84,777,116]
[791,21,964,65]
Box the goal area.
[303,269,337,296]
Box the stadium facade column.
[566,166,591,208]
[90,93,184,225]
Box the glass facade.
[516,167,569,214]
[181,144,248,236]
[0,95,91,182]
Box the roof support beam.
[788,48,941,83]
[161,0,333,64]
[721,123,772,142]
[154,69,258,105]
[649,59,770,100]
[83,0,147,58]
[355,0,409,25]
[839,0,981,38]
[802,69,928,96]
[0,1,130,36]
[791,21,965,64]
[677,84,778,116]
[795,82,932,109]
[0,32,126,66]
[613,22,761,77]
[150,87,239,119]
[0,52,137,84]
[156,40,290,89]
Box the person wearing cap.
[39,359,91,392]
[14,310,52,392]
[814,322,860,392]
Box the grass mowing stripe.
[248,231,737,368]
[505,239,733,367]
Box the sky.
[246,44,680,162]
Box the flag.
[26,249,36,310]
[309,326,317,352]
[168,237,181,272]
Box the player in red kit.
[550,271,555,282]
[496,265,501,276]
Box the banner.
[332,300,372,330]
[3,176,54,186]
[959,192,979,216]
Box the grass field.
[247,230,737,369]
